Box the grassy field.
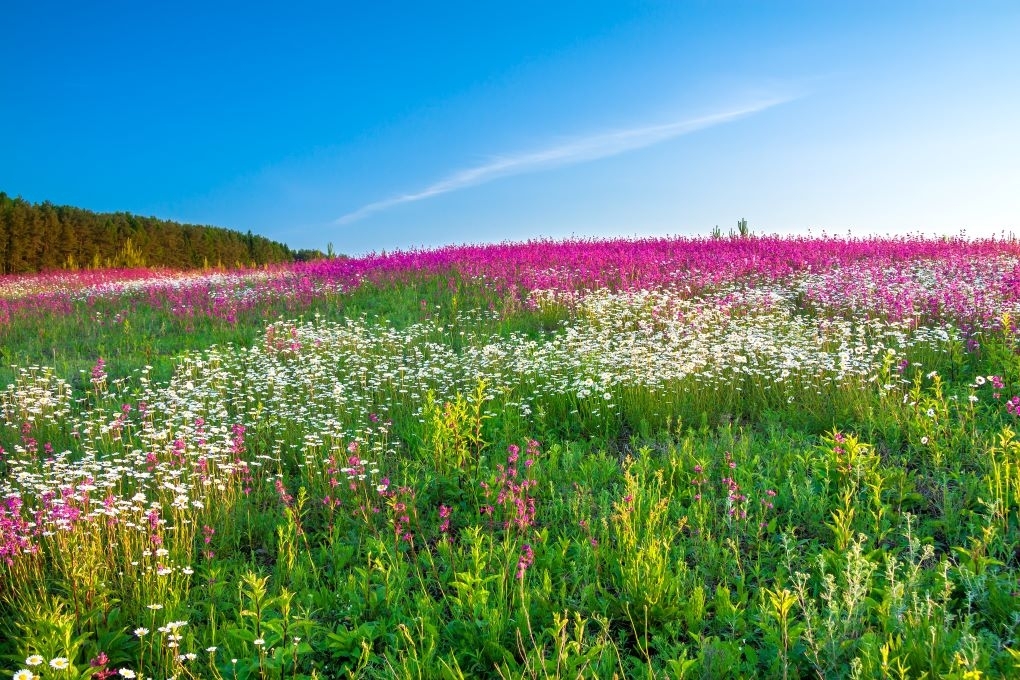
[3,235,1020,679]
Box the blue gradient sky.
[2,1,1018,254]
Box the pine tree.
[0,194,294,273]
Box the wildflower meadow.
[3,233,1020,679]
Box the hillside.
[0,192,296,273]
[4,236,1020,676]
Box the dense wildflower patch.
[3,235,1020,678]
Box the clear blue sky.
[2,1,1018,254]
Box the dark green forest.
[0,192,298,274]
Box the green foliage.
[0,191,294,274]
[4,267,1020,678]
[420,380,491,476]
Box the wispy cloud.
[336,97,794,225]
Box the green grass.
[2,273,1020,679]
[0,271,571,392]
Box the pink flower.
[516,543,535,579]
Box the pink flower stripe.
[3,234,1020,326]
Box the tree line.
[0,192,303,274]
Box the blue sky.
[2,2,1018,254]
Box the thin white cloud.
[336,97,794,225]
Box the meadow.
[3,234,1020,679]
